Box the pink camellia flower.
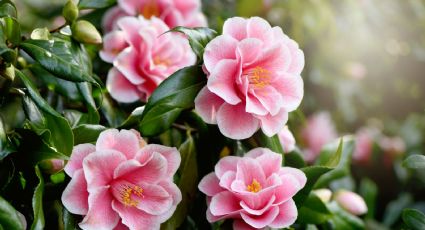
[198,148,306,229]
[278,125,296,153]
[100,16,196,102]
[353,127,380,164]
[301,112,337,163]
[334,190,368,216]
[195,17,304,140]
[102,0,207,32]
[61,129,182,230]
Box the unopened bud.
[334,190,368,216]
[313,188,332,203]
[63,0,79,23]
[71,20,102,44]
[40,159,65,174]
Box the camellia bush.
[1,0,425,230]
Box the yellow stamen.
[246,179,262,193]
[248,66,271,89]
[153,56,170,66]
[120,185,144,207]
[140,0,160,19]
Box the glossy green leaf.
[0,116,15,160]
[1,17,20,45]
[402,209,425,230]
[254,131,285,155]
[72,124,106,145]
[169,27,217,62]
[140,66,206,136]
[0,27,16,62]
[0,1,16,18]
[20,40,96,84]
[119,106,144,129]
[285,148,306,168]
[315,137,355,188]
[402,154,425,169]
[98,93,126,127]
[78,0,116,9]
[297,193,332,224]
[327,201,365,230]
[359,178,377,219]
[76,83,99,124]
[31,166,44,230]
[162,134,198,229]
[62,207,77,230]
[0,196,25,230]
[294,166,333,206]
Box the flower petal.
[203,35,238,72]
[135,144,181,178]
[64,143,95,177]
[216,103,260,140]
[96,129,140,159]
[207,59,242,105]
[223,17,248,41]
[115,153,167,184]
[210,191,242,216]
[61,169,88,215]
[240,205,279,229]
[99,31,128,63]
[106,68,140,103]
[268,199,298,228]
[257,109,289,137]
[199,172,224,196]
[255,149,282,178]
[273,73,304,112]
[194,86,225,124]
[112,201,161,230]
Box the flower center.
[120,185,144,207]
[247,66,271,89]
[140,0,160,19]
[246,179,262,193]
[153,56,170,67]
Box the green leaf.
[402,154,425,169]
[0,195,26,230]
[1,17,20,45]
[315,137,355,188]
[76,82,100,124]
[0,1,16,18]
[78,0,116,9]
[98,93,126,127]
[31,166,45,230]
[119,106,144,129]
[293,166,333,206]
[169,27,217,62]
[0,116,15,160]
[359,178,378,219]
[162,134,198,229]
[140,65,206,136]
[253,131,285,155]
[62,207,77,230]
[20,40,96,84]
[16,70,74,156]
[402,209,425,230]
[327,201,365,230]
[0,27,16,62]
[285,148,306,168]
[297,193,332,224]
[383,193,412,226]
[72,124,106,145]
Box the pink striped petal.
[106,68,140,103]
[135,144,181,178]
[64,143,95,177]
[268,199,298,228]
[112,201,161,230]
[240,205,279,228]
[215,156,239,177]
[96,129,140,159]
[210,191,242,216]
[216,103,260,140]
[223,17,248,41]
[203,35,238,71]
[274,73,304,112]
[257,109,289,137]
[194,87,225,124]
[198,172,224,196]
[62,169,88,215]
[207,59,242,105]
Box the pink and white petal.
[251,43,290,73]
[203,35,238,71]
[116,154,167,184]
[273,73,304,112]
[112,201,161,230]
[215,156,240,178]
[113,220,128,230]
[288,48,305,75]
[136,144,181,177]
[155,181,182,222]
[268,199,298,228]
[246,17,273,43]
[237,38,263,66]
[222,17,248,41]
[255,149,282,177]
[116,16,144,47]
[102,6,128,32]
[274,175,303,204]
[216,103,260,140]
[96,129,140,159]
[233,219,259,230]
[199,172,224,196]
[207,59,241,105]
[194,87,225,124]
[279,167,307,188]
[64,143,95,177]
[236,157,266,185]
[257,109,289,137]
[240,205,279,229]
[253,86,283,116]
[136,183,173,215]
[116,1,139,19]
[79,186,119,230]
[61,169,88,215]
[99,31,128,63]
[240,195,275,216]
[245,93,267,116]
[244,148,267,158]
[114,47,145,85]
[106,68,140,103]
[83,150,126,189]
[209,191,242,216]
[219,171,236,190]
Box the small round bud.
[313,188,332,203]
[334,190,368,216]
[63,0,79,23]
[71,20,102,44]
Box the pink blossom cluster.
[101,0,206,102]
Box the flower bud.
[62,0,78,23]
[71,20,102,44]
[334,190,368,216]
[39,159,65,174]
[313,188,332,203]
